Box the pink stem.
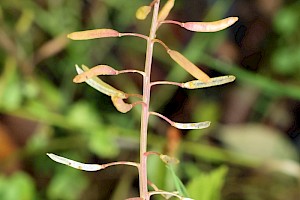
[150,80,184,87]
[139,1,161,199]
[119,32,149,40]
[102,161,139,169]
[149,111,174,126]
[160,20,184,27]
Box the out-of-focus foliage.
[0,0,299,200]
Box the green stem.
[139,0,160,199]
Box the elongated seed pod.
[73,65,117,83]
[168,50,210,82]
[47,153,103,171]
[183,75,236,89]
[173,121,210,129]
[183,17,238,32]
[111,96,133,113]
[158,0,175,22]
[136,6,152,20]
[68,29,120,40]
[76,65,126,99]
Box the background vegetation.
[0,0,299,199]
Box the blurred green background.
[0,0,299,199]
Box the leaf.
[0,172,36,200]
[68,29,120,40]
[167,165,189,197]
[47,168,89,200]
[88,129,119,158]
[168,50,210,82]
[187,166,228,200]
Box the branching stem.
[139,0,161,199]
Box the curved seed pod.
[173,121,210,129]
[160,154,180,165]
[183,75,236,89]
[73,65,117,83]
[47,153,103,171]
[76,65,126,99]
[111,96,133,113]
[136,6,152,20]
[158,0,175,22]
[183,17,238,32]
[168,50,210,82]
[68,29,120,40]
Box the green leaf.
[47,168,88,200]
[88,129,119,158]
[0,172,36,200]
[167,165,189,197]
[187,166,228,200]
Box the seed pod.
[183,17,238,32]
[168,50,210,82]
[73,65,117,83]
[111,96,133,113]
[76,65,126,99]
[136,6,152,20]
[158,0,175,22]
[68,29,120,40]
[183,75,236,89]
[173,121,211,129]
[47,153,103,171]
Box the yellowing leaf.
[67,29,120,40]
[136,6,152,20]
[158,0,175,22]
[168,50,210,82]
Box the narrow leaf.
[168,50,210,82]
[173,121,211,130]
[68,29,120,40]
[167,165,189,197]
[136,6,152,20]
[183,75,235,89]
[111,96,133,113]
[158,0,175,22]
[183,17,238,32]
[47,153,103,171]
[73,65,117,83]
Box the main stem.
[139,0,160,199]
